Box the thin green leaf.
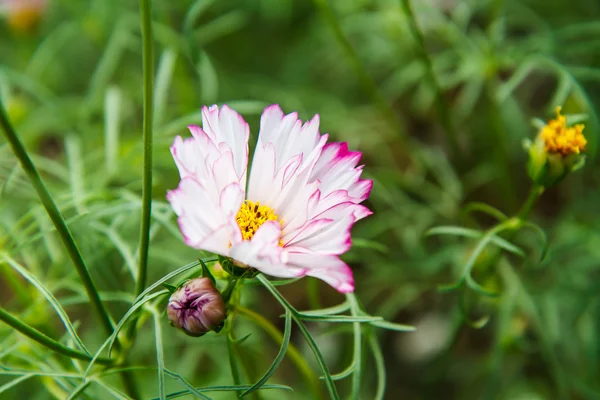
[163,369,211,400]
[294,314,383,323]
[226,334,242,388]
[93,378,133,400]
[151,309,166,400]
[462,202,508,221]
[369,320,416,332]
[521,221,549,261]
[426,226,525,257]
[199,258,216,284]
[229,333,252,345]
[321,360,355,381]
[297,302,350,316]
[1,254,91,356]
[348,293,362,400]
[349,238,388,253]
[437,279,464,293]
[104,86,121,176]
[133,259,214,305]
[465,273,500,298]
[155,384,292,400]
[65,381,92,400]
[241,309,292,396]
[0,369,81,379]
[366,332,385,400]
[257,275,339,399]
[84,289,168,377]
[0,373,34,394]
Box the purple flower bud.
[167,278,226,337]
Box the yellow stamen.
[235,200,283,244]
[540,106,587,156]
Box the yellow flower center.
[540,106,587,156]
[235,200,283,243]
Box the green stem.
[0,100,114,337]
[400,0,461,157]
[0,306,112,365]
[312,0,406,141]
[516,184,544,220]
[347,294,362,400]
[135,0,155,299]
[236,306,323,400]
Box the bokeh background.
[1,0,600,398]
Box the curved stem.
[135,0,155,299]
[516,184,544,220]
[0,306,112,365]
[0,99,114,337]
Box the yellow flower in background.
[526,106,588,188]
[1,0,48,33]
[540,106,587,156]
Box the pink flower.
[167,105,373,293]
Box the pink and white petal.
[286,252,354,293]
[310,142,373,202]
[170,134,218,180]
[167,178,243,256]
[201,105,250,182]
[209,150,242,198]
[229,221,303,278]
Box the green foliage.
[1,0,600,399]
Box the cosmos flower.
[526,106,587,188]
[167,104,373,293]
[167,278,226,337]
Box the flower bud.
[526,106,586,188]
[1,0,48,33]
[167,278,226,337]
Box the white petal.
[201,105,249,182]
[286,252,354,293]
[167,178,243,256]
[247,105,327,215]
[310,142,373,202]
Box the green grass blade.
[322,360,355,381]
[369,320,416,332]
[241,308,292,397]
[65,381,92,400]
[367,332,385,400]
[294,314,383,323]
[133,259,212,304]
[93,378,133,400]
[0,373,34,394]
[0,306,111,365]
[84,289,168,377]
[257,275,339,400]
[104,86,121,176]
[426,226,525,257]
[297,302,350,316]
[155,384,292,400]
[0,99,115,337]
[151,309,166,400]
[135,0,155,299]
[348,294,362,400]
[163,369,211,400]
[1,253,91,356]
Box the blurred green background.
[1,0,600,398]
